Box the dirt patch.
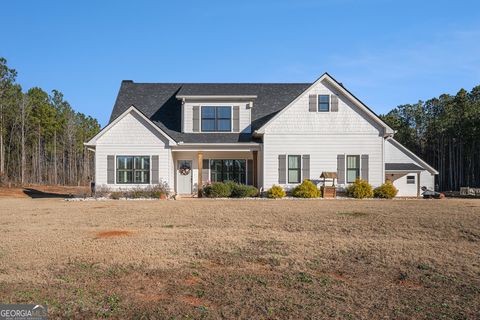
[136,292,167,302]
[96,230,133,238]
[181,295,207,307]
[182,276,201,286]
[0,185,89,198]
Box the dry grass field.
[0,194,479,319]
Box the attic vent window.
[318,95,330,112]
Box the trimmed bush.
[110,192,122,200]
[230,184,259,198]
[203,181,258,198]
[108,184,170,200]
[346,178,374,199]
[203,182,232,198]
[374,180,398,199]
[291,179,320,198]
[266,185,286,198]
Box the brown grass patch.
[398,279,423,289]
[181,295,207,307]
[96,230,133,238]
[0,198,479,319]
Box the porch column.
[198,152,203,197]
[252,150,258,187]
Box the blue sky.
[2,0,480,126]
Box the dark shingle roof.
[385,163,424,171]
[110,81,310,143]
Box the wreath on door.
[179,163,191,176]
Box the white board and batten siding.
[183,102,252,133]
[262,79,385,190]
[385,139,435,193]
[94,111,173,190]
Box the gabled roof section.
[255,73,394,135]
[109,81,309,143]
[386,138,438,174]
[85,105,177,146]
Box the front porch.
[172,144,261,197]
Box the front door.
[177,160,192,194]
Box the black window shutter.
[107,155,115,184]
[193,106,200,132]
[361,154,369,182]
[330,95,339,112]
[151,155,159,184]
[337,154,345,184]
[278,155,286,184]
[302,155,310,180]
[309,94,317,112]
[233,106,240,132]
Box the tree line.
[0,57,100,186]
[381,85,480,191]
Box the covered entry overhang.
[172,143,261,196]
[385,163,424,197]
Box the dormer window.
[201,106,231,132]
[318,95,330,112]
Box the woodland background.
[1,57,479,190]
[0,57,100,186]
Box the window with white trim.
[318,95,330,112]
[116,156,150,184]
[201,106,231,132]
[346,155,360,183]
[407,175,415,184]
[288,155,301,183]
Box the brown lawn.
[0,196,479,319]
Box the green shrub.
[203,181,258,198]
[346,179,374,199]
[266,185,286,198]
[374,180,398,199]
[230,183,259,198]
[203,182,232,198]
[291,179,320,198]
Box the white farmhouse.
[85,73,438,197]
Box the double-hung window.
[406,175,415,184]
[318,95,330,112]
[288,155,301,184]
[117,156,150,184]
[346,155,360,183]
[201,106,231,132]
